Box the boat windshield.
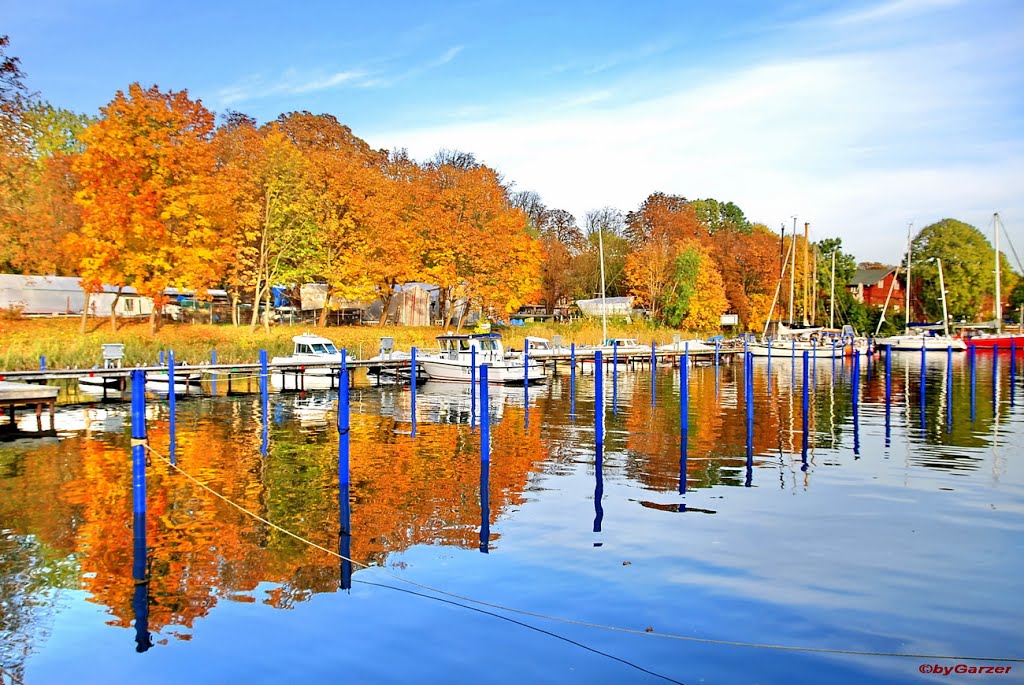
[478,338,499,352]
[311,343,337,354]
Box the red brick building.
[848,268,902,310]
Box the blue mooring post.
[801,350,810,462]
[470,345,477,430]
[993,344,999,412]
[765,339,771,396]
[812,339,817,386]
[260,350,268,456]
[612,341,618,415]
[1011,340,1017,407]
[40,355,45,371]
[410,346,417,437]
[523,345,530,428]
[970,345,977,422]
[338,349,350,484]
[715,339,720,367]
[852,351,861,456]
[885,345,892,446]
[832,339,837,377]
[168,350,177,465]
[595,351,604,447]
[851,348,860,408]
[570,342,576,421]
[211,349,218,396]
[919,345,927,432]
[679,347,688,495]
[131,370,147,516]
[946,346,953,430]
[745,348,753,487]
[159,350,164,365]
[651,341,657,407]
[480,365,490,461]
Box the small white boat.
[77,373,124,396]
[582,338,650,362]
[145,369,202,395]
[271,333,347,389]
[418,333,545,384]
[515,336,569,359]
[656,339,715,354]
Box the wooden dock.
[0,381,59,432]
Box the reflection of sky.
[3,353,1024,684]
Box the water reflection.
[0,351,1021,671]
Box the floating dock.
[0,380,60,432]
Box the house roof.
[0,274,141,295]
[848,268,895,287]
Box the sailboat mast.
[598,225,607,342]
[788,217,797,324]
[937,257,949,337]
[994,213,1002,334]
[829,250,836,329]
[802,222,810,325]
[904,222,913,328]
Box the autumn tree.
[661,241,729,330]
[72,84,220,332]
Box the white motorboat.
[270,333,347,389]
[656,339,715,354]
[418,333,545,384]
[581,338,650,363]
[875,329,967,352]
[747,338,862,358]
[515,336,571,359]
[145,369,202,395]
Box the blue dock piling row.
[480,365,490,461]
[595,351,604,447]
[338,350,349,485]
[471,346,477,429]
[479,461,491,553]
[168,351,177,464]
[410,347,418,437]
[130,370,147,516]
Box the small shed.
[0,274,152,317]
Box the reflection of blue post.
[470,346,477,430]
[338,350,349,485]
[791,338,796,363]
[168,350,177,464]
[132,505,152,653]
[480,365,490,461]
[570,343,576,421]
[919,346,927,432]
[594,444,605,536]
[970,345,977,422]
[479,461,490,553]
[612,341,618,415]
[595,351,604,447]
[812,338,817,386]
[650,341,657,407]
[946,346,953,429]
[339,481,352,588]
[801,350,809,462]
[410,347,417,437]
[679,347,688,495]
[129,368,153,649]
[524,346,530,428]
[831,339,837,377]
[211,349,218,395]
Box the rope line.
[144,445,1024,665]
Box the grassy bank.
[0,317,694,370]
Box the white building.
[0,274,153,318]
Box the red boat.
[963,332,1024,352]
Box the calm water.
[1,353,1022,684]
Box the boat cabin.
[291,334,340,356]
[436,333,506,360]
[524,336,553,352]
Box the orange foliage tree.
[72,84,220,332]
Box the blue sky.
[4,0,1023,263]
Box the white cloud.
[216,69,367,105]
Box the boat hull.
[418,357,545,384]
[963,334,1024,351]
[875,335,966,352]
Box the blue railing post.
[168,350,177,464]
[480,365,490,461]
[595,351,604,446]
[410,346,417,437]
[338,349,350,484]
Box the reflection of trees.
[0,395,548,647]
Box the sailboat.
[964,213,1024,352]
[875,224,965,352]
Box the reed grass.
[0,316,697,370]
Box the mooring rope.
[143,444,1023,665]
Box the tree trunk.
[110,290,122,332]
[263,291,271,334]
[231,293,239,327]
[80,290,90,334]
[318,287,333,328]
[149,307,158,335]
[249,283,263,330]
[378,291,394,326]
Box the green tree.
[1009,280,1024,324]
[690,198,751,235]
[815,237,858,326]
[909,218,1017,322]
